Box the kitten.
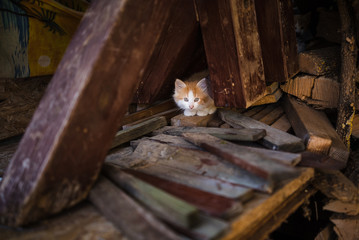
[173,71,216,116]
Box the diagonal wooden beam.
[0,0,176,226]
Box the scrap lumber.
[251,83,283,106]
[195,0,267,108]
[254,0,298,82]
[352,114,359,138]
[120,99,178,126]
[207,114,225,127]
[0,136,20,177]
[283,96,333,155]
[0,0,178,226]
[89,176,180,240]
[103,166,199,228]
[331,214,359,240]
[219,109,305,152]
[171,113,215,127]
[299,151,347,170]
[131,134,200,150]
[324,200,359,215]
[283,95,349,167]
[111,116,167,149]
[154,126,266,141]
[313,170,359,203]
[251,104,278,121]
[183,133,300,182]
[270,114,291,132]
[298,46,340,76]
[281,75,340,109]
[336,0,358,147]
[243,105,266,117]
[221,168,315,240]
[134,0,202,104]
[124,169,243,218]
[314,225,336,240]
[257,105,284,125]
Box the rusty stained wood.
[183,133,300,182]
[254,0,298,82]
[0,0,178,226]
[134,0,202,104]
[195,0,267,108]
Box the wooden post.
[0,0,177,226]
[195,0,267,108]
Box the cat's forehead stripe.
[188,90,194,100]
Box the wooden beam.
[0,0,177,226]
[134,0,202,104]
[171,113,214,127]
[195,0,267,108]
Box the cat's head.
[173,78,208,110]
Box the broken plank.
[283,95,349,166]
[89,176,181,240]
[0,0,178,226]
[283,95,333,155]
[124,169,243,218]
[324,200,359,215]
[171,113,214,127]
[219,109,305,152]
[183,133,300,182]
[155,126,266,141]
[103,166,199,228]
[132,140,271,193]
[111,116,167,149]
[331,214,359,240]
[251,83,283,106]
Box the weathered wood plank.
[0,0,177,226]
[89,176,181,240]
[283,95,333,155]
[283,95,349,167]
[258,106,284,125]
[195,0,267,108]
[324,200,359,215]
[221,168,315,240]
[183,133,300,182]
[242,105,266,117]
[134,0,202,104]
[299,151,347,170]
[171,113,214,127]
[123,169,243,218]
[111,116,167,149]
[131,134,200,150]
[352,114,359,138]
[254,0,298,82]
[120,99,177,126]
[251,104,278,121]
[313,170,359,203]
[219,109,305,152]
[270,114,291,132]
[331,214,359,240]
[154,126,266,141]
[103,166,199,228]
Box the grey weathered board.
[103,166,199,228]
[111,116,167,149]
[219,109,305,152]
[153,126,266,141]
[89,176,181,240]
[131,134,201,150]
[283,95,349,168]
[183,133,300,182]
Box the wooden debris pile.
[85,100,319,240]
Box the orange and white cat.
[173,71,216,116]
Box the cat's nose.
[189,105,194,109]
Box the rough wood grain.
[254,0,298,82]
[195,0,267,108]
[299,151,347,170]
[258,106,284,125]
[89,176,181,240]
[111,116,167,149]
[0,0,177,226]
[219,109,305,152]
[134,0,202,104]
[131,134,200,150]
[283,95,333,155]
[221,168,315,240]
[270,114,291,132]
[171,113,214,127]
[154,126,266,141]
[331,214,359,240]
[183,133,300,182]
[353,114,359,138]
[123,169,243,218]
[103,166,199,228]
[324,200,359,215]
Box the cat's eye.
[194,98,199,102]
[184,98,189,102]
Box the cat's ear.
[175,79,186,89]
[197,78,208,92]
